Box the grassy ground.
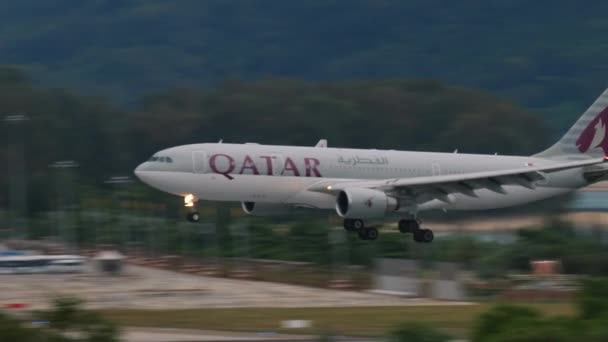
[100,302,576,339]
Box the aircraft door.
[431,162,441,176]
[192,151,208,173]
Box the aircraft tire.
[352,219,365,230]
[413,229,433,243]
[187,212,201,223]
[358,227,378,240]
[343,219,356,231]
[413,230,423,242]
[366,227,379,240]
[421,229,434,243]
[398,219,419,233]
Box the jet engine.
[335,188,399,218]
[241,202,291,216]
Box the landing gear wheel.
[413,229,423,242]
[398,219,419,233]
[421,229,434,243]
[365,227,379,240]
[343,219,356,232]
[352,219,365,230]
[358,227,379,241]
[187,212,201,223]
[413,229,434,243]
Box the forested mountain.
[0,67,546,211]
[1,1,607,134]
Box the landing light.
[184,194,195,207]
[327,185,333,190]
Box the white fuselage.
[134,143,589,213]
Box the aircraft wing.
[309,157,606,203]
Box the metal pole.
[104,176,133,254]
[50,161,79,253]
[4,114,29,240]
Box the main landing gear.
[343,218,434,243]
[184,194,201,223]
[343,219,379,241]
[398,219,434,243]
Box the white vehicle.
[0,255,85,274]
[135,89,608,243]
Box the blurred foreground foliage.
[472,278,608,342]
[387,277,608,341]
[388,322,452,342]
[0,297,119,342]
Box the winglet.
[315,139,328,148]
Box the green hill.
[0,1,607,134]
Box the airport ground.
[115,327,334,342]
[0,264,469,310]
[101,303,573,340]
[0,263,575,340]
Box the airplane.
[134,88,608,243]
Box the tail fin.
[536,88,608,159]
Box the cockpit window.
[147,155,173,163]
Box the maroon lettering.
[282,157,300,176]
[304,157,322,177]
[239,155,260,175]
[209,154,235,175]
[209,153,322,178]
[259,156,274,175]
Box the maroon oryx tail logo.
[577,106,608,154]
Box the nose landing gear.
[184,194,201,223]
[187,212,201,222]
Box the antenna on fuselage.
[218,139,223,143]
[315,139,328,148]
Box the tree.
[35,297,120,342]
[472,278,608,342]
[579,278,608,319]
[0,297,118,341]
[388,322,451,342]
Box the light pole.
[4,114,29,240]
[329,226,348,283]
[104,176,133,253]
[50,160,79,253]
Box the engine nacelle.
[241,202,291,216]
[335,188,399,218]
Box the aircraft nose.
[134,162,147,181]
